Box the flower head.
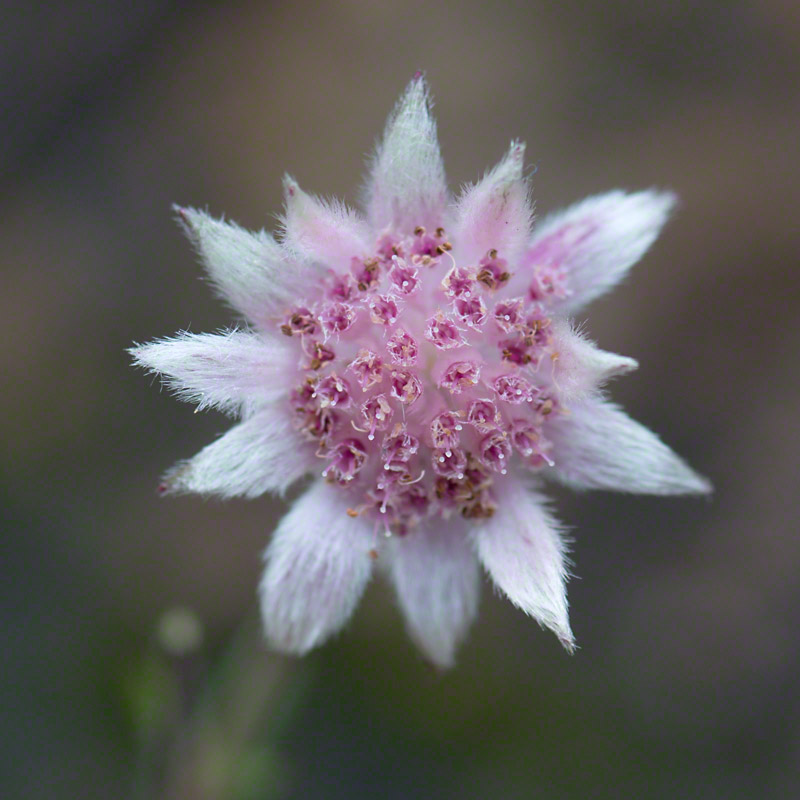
[131,75,710,667]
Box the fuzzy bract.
[131,75,710,667]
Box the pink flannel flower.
[130,76,710,668]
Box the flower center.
[281,225,562,535]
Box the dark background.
[3,1,799,797]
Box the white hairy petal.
[176,206,297,329]
[364,74,448,233]
[162,407,315,498]
[129,330,292,415]
[388,518,480,668]
[472,476,574,650]
[548,398,712,495]
[548,319,638,403]
[259,481,375,655]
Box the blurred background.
[3,1,799,797]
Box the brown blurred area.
[2,1,799,797]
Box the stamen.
[347,350,384,391]
[454,295,487,328]
[439,360,481,394]
[382,424,420,472]
[389,369,423,405]
[319,301,357,337]
[430,411,462,449]
[351,256,381,291]
[424,312,465,350]
[479,430,512,474]
[476,250,511,290]
[467,399,500,431]
[368,294,400,326]
[493,297,525,333]
[386,328,419,366]
[314,373,352,408]
[360,394,393,440]
[388,256,420,296]
[323,438,367,483]
[432,446,468,479]
[493,374,536,404]
[442,265,475,299]
[281,306,317,337]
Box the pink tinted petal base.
[525,190,676,315]
[281,176,372,271]
[452,141,533,265]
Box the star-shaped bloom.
[131,75,710,667]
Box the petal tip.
[172,203,199,229]
[495,140,527,183]
[558,629,577,654]
[282,173,299,199]
[419,644,456,671]
[686,471,713,496]
[617,356,639,374]
[605,354,638,378]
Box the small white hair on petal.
[175,206,296,330]
[364,73,448,233]
[548,398,712,495]
[129,329,292,416]
[388,519,481,668]
[471,476,574,651]
[526,189,676,315]
[281,175,372,272]
[452,140,534,265]
[548,319,638,404]
[162,407,315,498]
[259,480,376,655]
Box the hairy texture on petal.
[365,74,448,232]
[525,190,676,315]
[389,519,480,668]
[175,206,297,329]
[452,141,533,265]
[548,398,711,495]
[472,477,573,650]
[162,407,315,498]
[259,480,375,655]
[549,320,638,403]
[129,330,292,416]
[282,176,372,272]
